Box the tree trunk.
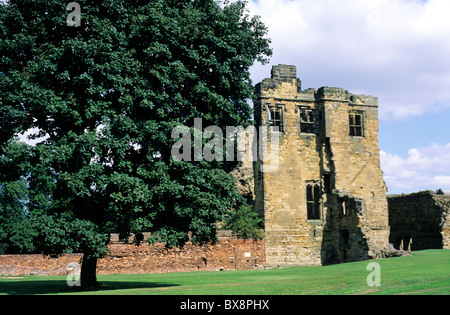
[80,254,99,288]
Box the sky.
[247,0,450,194]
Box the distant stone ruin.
[388,191,450,250]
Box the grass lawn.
[0,249,448,295]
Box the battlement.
[256,65,378,107]
[256,64,302,97]
[316,86,349,101]
[317,87,378,106]
[271,64,298,82]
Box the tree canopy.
[0,0,271,286]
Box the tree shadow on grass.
[0,279,179,295]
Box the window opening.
[307,184,321,220]
[355,200,363,216]
[323,173,332,194]
[349,112,364,137]
[300,108,315,134]
[269,107,283,132]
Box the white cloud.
[249,0,450,120]
[432,175,450,187]
[18,128,49,146]
[380,143,450,193]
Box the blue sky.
[248,0,450,194]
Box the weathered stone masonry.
[388,191,450,251]
[253,64,390,267]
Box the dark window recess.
[349,113,364,137]
[355,200,363,216]
[307,184,321,220]
[323,173,332,194]
[339,230,350,260]
[339,230,350,247]
[269,107,283,132]
[300,108,315,134]
[340,198,364,216]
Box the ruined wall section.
[387,191,450,250]
[435,195,450,249]
[318,88,390,263]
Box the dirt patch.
[352,288,381,295]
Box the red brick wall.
[0,232,265,276]
[0,253,83,276]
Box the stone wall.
[387,191,450,250]
[0,253,83,276]
[0,231,264,276]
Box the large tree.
[0,0,271,287]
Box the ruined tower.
[254,65,390,267]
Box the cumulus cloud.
[248,0,450,120]
[380,143,450,192]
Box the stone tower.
[254,65,390,267]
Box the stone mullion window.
[307,184,321,220]
[300,108,315,134]
[268,106,284,132]
[349,111,364,137]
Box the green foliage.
[31,214,110,258]
[0,0,271,259]
[0,141,36,254]
[225,204,263,241]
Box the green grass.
[0,250,448,295]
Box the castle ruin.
[2,65,445,277]
[253,64,390,267]
[388,191,450,251]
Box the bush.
[225,204,263,241]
